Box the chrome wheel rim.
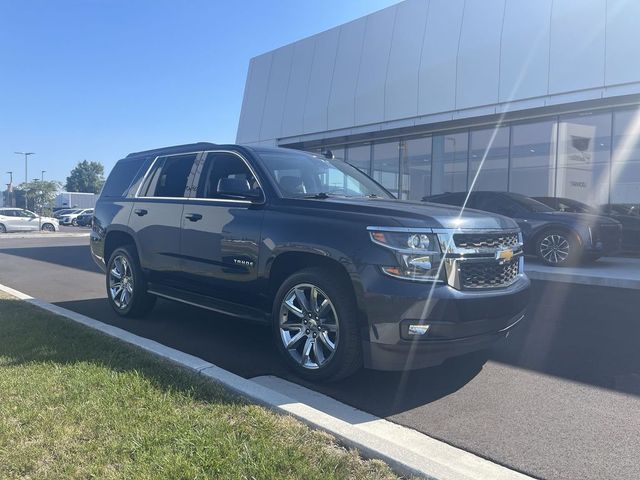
[540,234,570,264]
[42,224,54,232]
[109,255,134,309]
[279,283,339,370]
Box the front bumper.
[357,264,530,371]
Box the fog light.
[408,324,430,336]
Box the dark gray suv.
[91,143,530,381]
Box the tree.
[18,180,61,215]
[66,160,105,193]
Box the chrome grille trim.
[433,228,525,290]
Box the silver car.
[0,208,59,233]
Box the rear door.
[179,150,265,305]
[129,152,201,284]
[0,210,20,231]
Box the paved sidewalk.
[525,257,640,289]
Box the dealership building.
[236,0,640,208]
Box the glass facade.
[308,106,640,208]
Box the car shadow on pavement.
[0,245,101,274]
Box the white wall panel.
[499,0,552,102]
[605,0,640,86]
[418,0,464,115]
[549,0,606,94]
[354,5,397,126]
[259,46,294,141]
[455,0,505,109]
[327,19,366,131]
[385,0,429,122]
[303,28,340,134]
[236,53,272,143]
[281,38,315,138]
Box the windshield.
[504,193,555,213]
[256,150,392,199]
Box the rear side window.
[139,153,198,198]
[101,158,146,198]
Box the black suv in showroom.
[426,191,622,266]
[91,143,530,381]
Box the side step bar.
[147,283,269,324]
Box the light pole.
[14,152,35,210]
[41,170,46,182]
[6,171,13,207]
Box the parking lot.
[1,235,639,480]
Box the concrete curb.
[525,269,640,290]
[0,282,534,480]
[0,232,90,240]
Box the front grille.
[454,232,519,249]
[459,258,519,289]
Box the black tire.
[71,218,78,226]
[272,267,362,382]
[0,224,6,234]
[106,245,156,317]
[535,229,580,266]
[41,223,55,232]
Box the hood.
[289,197,519,230]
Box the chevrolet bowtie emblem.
[496,248,514,262]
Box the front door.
[129,152,200,284]
[179,151,264,307]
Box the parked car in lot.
[534,197,640,253]
[53,208,77,219]
[0,208,59,233]
[59,208,93,226]
[91,143,530,381]
[75,211,94,227]
[426,191,622,266]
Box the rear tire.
[106,246,156,317]
[272,267,362,382]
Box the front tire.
[0,224,6,234]
[41,223,55,232]
[536,230,580,266]
[272,267,362,382]
[106,246,156,317]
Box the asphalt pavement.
[1,236,639,480]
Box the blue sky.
[0,0,398,185]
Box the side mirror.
[216,178,262,201]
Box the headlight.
[368,229,443,282]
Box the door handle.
[185,213,203,222]
[134,209,148,217]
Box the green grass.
[0,293,399,480]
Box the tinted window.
[432,132,468,194]
[101,158,146,198]
[401,136,432,201]
[372,141,399,197]
[474,194,521,216]
[347,144,371,174]
[504,193,554,212]
[468,127,509,191]
[141,154,198,198]
[0,210,16,217]
[196,152,260,199]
